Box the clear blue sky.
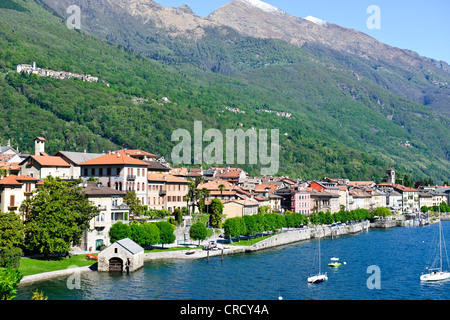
[155,0,450,64]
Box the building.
[0,174,43,218]
[290,187,311,215]
[308,187,340,214]
[419,191,433,210]
[377,183,419,212]
[54,151,104,179]
[147,173,189,212]
[78,151,149,206]
[223,199,259,218]
[19,154,71,179]
[97,238,144,273]
[309,180,340,195]
[80,181,129,252]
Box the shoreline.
[19,221,371,285]
[20,217,446,285]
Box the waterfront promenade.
[19,221,371,284]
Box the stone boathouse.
[98,238,144,273]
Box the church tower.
[386,168,395,184]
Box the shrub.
[0,247,23,269]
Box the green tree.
[108,221,131,243]
[24,177,99,256]
[156,221,175,248]
[371,207,393,219]
[243,215,257,238]
[0,266,23,300]
[141,223,160,248]
[174,208,183,225]
[209,198,224,228]
[0,212,24,249]
[124,191,144,217]
[130,223,147,247]
[223,217,240,240]
[189,222,207,246]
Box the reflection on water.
[17,223,450,300]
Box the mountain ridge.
[0,0,449,183]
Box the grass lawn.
[228,234,276,246]
[19,254,97,277]
[144,246,201,253]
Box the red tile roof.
[148,173,189,183]
[78,152,149,166]
[0,175,43,186]
[31,155,71,167]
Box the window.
[10,195,15,207]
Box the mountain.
[0,0,449,183]
[206,0,450,116]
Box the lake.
[16,222,450,300]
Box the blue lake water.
[16,222,450,300]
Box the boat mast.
[439,207,442,272]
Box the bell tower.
[386,168,395,184]
[34,137,46,156]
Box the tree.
[130,223,147,247]
[124,191,145,217]
[0,212,25,249]
[0,266,23,300]
[108,221,131,243]
[156,221,175,248]
[209,198,224,228]
[174,208,183,225]
[141,223,160,248]
[186,176,204,215]
[371,207,393,219]
[189,222,207,246]
[24,177,99,256]
[223,217,240,240]
[243,215,257,238]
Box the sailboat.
[420,209,450,282]
[308,228,328,283]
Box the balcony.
[127,175,136,181]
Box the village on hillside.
[1,137,449,252]
[16,62,100,83]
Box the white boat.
[308,228,328,283]
[420,209,450,282]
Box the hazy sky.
[155,0,450,64]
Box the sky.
[155,0,450,64]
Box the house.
[19,155,71,179]
[223,199,259,218]
[348,188,372,211]
[310,180,340,195]
[197,179,239,203]
[18,137,72,179]
[97,238,144,273]
[80,181,129,252]
[147,173,189,212]
[419,191,433,209]
[78,151,149,206]
[0,174,43,218]
[290,187,311,215]
[212,167,247,183]
[308,187,340,214]
[115,149,158,161]
[377,183,419,212]
[54,151,104,179]
[385,190,403,212]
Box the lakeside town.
[1,136,449,253]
